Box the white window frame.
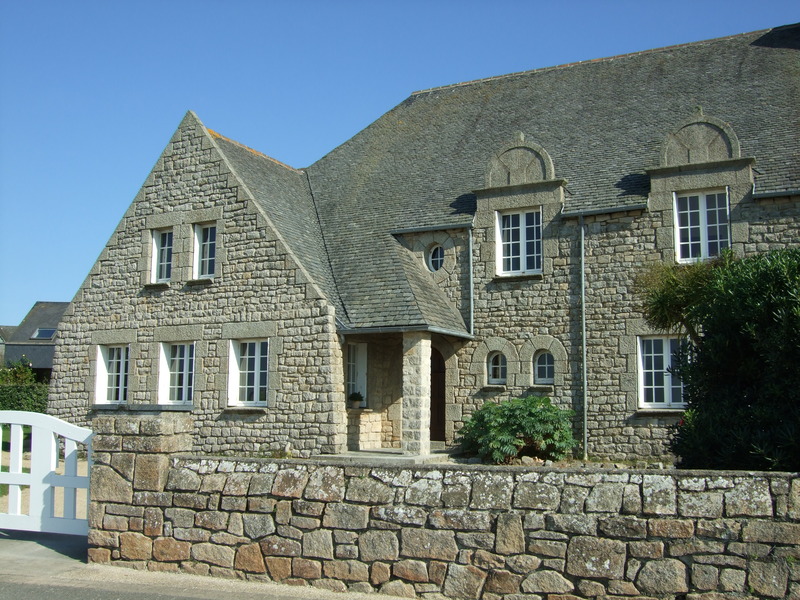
[534,351,555,385]
[159,342,195,405]
[96,345,129,404]
[346,343,368,407]
[487,352,507,385]
[228,339,269,407]
[151,228,174,283]
[496,208,542,275]
[194,223,217,279]
[427,244,445,272]
[674,189,730,263]
[638,336,686,409]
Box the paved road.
[0,530,404,600]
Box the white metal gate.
[0,411,92,536]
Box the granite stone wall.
[90,415,800,599]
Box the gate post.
[88,413,193,564]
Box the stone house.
[49,24,800,460]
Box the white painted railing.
[0,411,92,535]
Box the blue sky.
[0,0,797,326]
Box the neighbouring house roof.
[4,301,70,369]
[196,24,800,335]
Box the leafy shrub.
[457,395,576,464]
[0,358,48,413]
[640,249,800,471]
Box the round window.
[427,245,444,272]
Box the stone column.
[401,331,432,455]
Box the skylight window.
[31,328,57,340]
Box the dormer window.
[497,209,542,275]
[675,189,729,262]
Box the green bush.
[0,383,49,413]
[640,249,800,471]
[0,358,48,413]
[457,396,576,464]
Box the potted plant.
[348,391,365,409]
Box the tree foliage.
[457,395,576,464]
[0,358,48,413]
[639,249,800,471]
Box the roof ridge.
[410,26,773,97]
[206,128,303,172]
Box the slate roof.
[4,301,70,368]
[200,24,800,335]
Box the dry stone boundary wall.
[89,414,800,600]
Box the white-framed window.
[487,352,507,385]
[228,340,269,406]
[427,245,445,272]
[96,345,129,404]
[674,189,729,262]
[638,337,686,409]
[152,228,174,282]
[497,209,542,275]
[534,351,555,385]
[346,342,367,407]
[194,223,217,279]
[159,342,194,404]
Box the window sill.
[143,282,170,291]
[635,408,685,416]
[528,385,554,394]
[224,406,268,414]
[131,403,194,411]
[481,385,506,392]
[187,278,214,287]
[91,403,126,411]
[493,272,543,282]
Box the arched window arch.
[487,352,507,385]
[534,351,555,385]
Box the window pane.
[238,340,268,405]
[535,352,554,383]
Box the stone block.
[234,543,266,573]
[393,559,429,582]
[585,483,624,512]
[143,507,163,537]
[119,532,153,560]
[514,482,560,510]
[260,535,302,557]
[547,514,598,535]
[302,529,333,559]
[133,454,170,492]
[195,511,228,531]
[742,521,800,544]
[371,505,427,526]
[566,536,626,579]
[92,464,133,503]
[401,528,458,561]
[636,558,688,595]
[429,508,492,531]
[692,563,719,590]
[379,580,417,598]
[471,472,513,509]
[222,473,252,496]
[495,512,525,555]
[725,479,773,517]
[292,557,321,579]
[648,518,694,538]
[242,513,275,539]
[305,466,345,502]
[359,529,399,561]
[371,561,391,585]
[271,468,309,498]
[599,516,647,539]
[323,559,369,582]
[443,564,487,600]
[153,537,191,562]
[522,570,574,594]
[748,560,789,598]
[642,475,677,515]
[679,491,724,518]
[322,503,369,530]
[485,569,523,594]
[346,477,394,504]
[265,556,292,581]
[191,543,235,568]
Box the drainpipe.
[580,215,589,460]
[468,225,475,335]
